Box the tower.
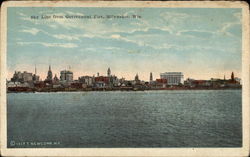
[135,73,139,81]
[47,65,53,81]
[150,72,153,82]
[231,72,234,81]
[53,74,59,82]
[107,67,111,77]
[35,64,37,76]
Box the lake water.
[7,90,242,148]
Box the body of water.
[7,90,242,148]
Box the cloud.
[52,34,80,41]
[42,43,78,48]
[111,34,121,39]
[217,12,241,37]
[17,41,78,48]
[104,47,121,50]
[18,12,26,16]
[218,22,240,37]
[20,28,41,35]
[160,11,196,24]
[177,30,214,38]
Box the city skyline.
[7,8,242,80]
[9,65,240,82]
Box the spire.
[231,72,234,81]
[135,73,139,81]
[107,67,111,77]
[150,72,153,82]
[47,64,53,81]
[35,64,37,75]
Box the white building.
[78,76,93,86]
[60,70,73,82]
[11,71,33,82]
[160,72,184,85]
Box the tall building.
[107,67,111,77]
[46,65,53,81]
[32,65,39,82]
[231,72,234,81]
[160,72,184,85]
[79,76,93,86]
[11,71,33,82]
[150,72,153,82]
[53,74,59,82]
[60,70,73,82]
[135,73,139,81]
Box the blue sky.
[7,7,242,81]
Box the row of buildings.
[7,65,241,91]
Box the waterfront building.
[11,71,33,83]
[155,78,167,88]
[11,71,22,82]
[7,81,30,88]
[53,74,60,84]
[22,71,33,82]
[32,75,39,82]
[160,72,184,85]
[235,77,241,84]
[54,74,59,81]
[109,75,119,87]
[60,70,73,82]
[78,76,93,86]
[94,76,109,88]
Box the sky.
[7,7,242,81]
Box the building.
[11,71,33,82]
[150,72,153,83]
[46,65,53,81]
[160,72,184,85]
[107,67,111,77]
[78,76,93,86]
[109,75,119,87]
[53,74,59,82]
[94,76,109,88]
[32,74,39,82]
[60,70,73,82]
[32,65,40,82]
[155,78,167,88]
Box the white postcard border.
[1,1,249,157]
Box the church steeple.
[47,65,53,81]
[35,64,37,75]
[231,72,234,81]
[107,67,111,77]
[135,73,139,81]
[150,72,153,82]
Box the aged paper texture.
[0,1,249,156]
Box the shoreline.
[7,87,242,93]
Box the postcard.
[0,1,249,156]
